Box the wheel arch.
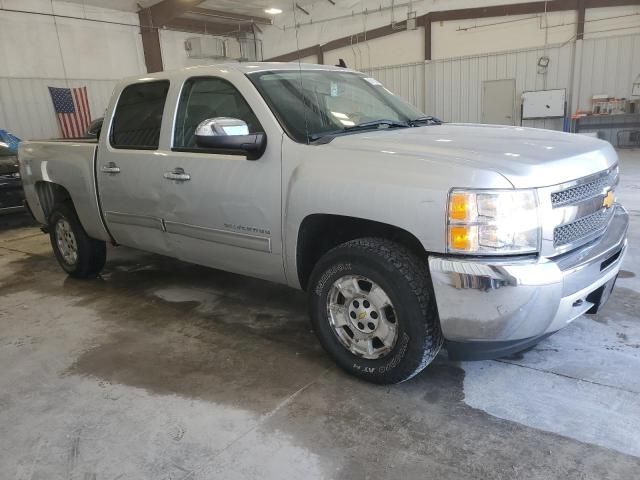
[34,181,73,221]
[296,213,427,291]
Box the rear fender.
[18,141,110,242]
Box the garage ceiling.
[61,0,158,11]
[61,0,298,18]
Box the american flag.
[48,86,92,139]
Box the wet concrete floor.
[1,151,639,479]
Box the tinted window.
[111,81,169,149]
[174,77,262,149]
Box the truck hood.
[329,124,617,188]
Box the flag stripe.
[71,90,82,136]
[74,88,88,130]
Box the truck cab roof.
[122,62,357,85]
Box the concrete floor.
[1,151,640,480]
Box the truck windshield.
[248,70,427,143]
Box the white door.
[482,79,515,125]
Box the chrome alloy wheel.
[55,218,78,265]
[327,275,399,359]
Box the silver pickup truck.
[19,63,627,384]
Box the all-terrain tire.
[308,237,443,384]
[49,203,106,278]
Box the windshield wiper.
[309,119,410,143]
[344,119,410,131]
[408,116,442,126]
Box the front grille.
[553,208,612,247]
[551,169,617,208]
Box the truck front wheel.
[49,204,106,279]
[308,237,443,384]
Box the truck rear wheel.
[49,204,106,278]
[308,237,443,384]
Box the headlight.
[447,189,540,255]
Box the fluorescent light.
[264,7,282,14]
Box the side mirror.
[194,117,267,160]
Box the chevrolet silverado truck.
[18,63,627,384]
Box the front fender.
[282,140,512,288]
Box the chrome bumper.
[428,205,628,343]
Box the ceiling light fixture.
[264,8,283,15]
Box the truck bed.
[18,139,110,241]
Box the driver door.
[160,75,284,283]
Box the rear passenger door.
[161,75,285,283]
[97,80,175,255]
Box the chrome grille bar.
[551,168,618,208]
[553,208,614,247]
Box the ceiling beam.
[187,7,272,25]
[142,0,207,27]
[138,9,163,73]
[427,0,579,23]
[267,44,321,62]
[266,0,640,64]
[422,0,639,60]
[165,17,253,36]
[266,20,408,62]
[577,0,586,40]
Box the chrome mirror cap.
[195,117,249,137]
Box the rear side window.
[173,76,261,149]
[111,81,169,149]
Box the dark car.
[0,130,24,214]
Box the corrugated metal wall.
[365,33,640,134]
[577,34,640,111]
[0,77,117,140]
[363,63,425,113]
[425,42,574,130]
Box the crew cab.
[18,63,627,384]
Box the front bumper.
[428,204,628,359]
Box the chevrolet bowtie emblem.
[357,311,367,320]
[603,191,615,209]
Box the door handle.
[163,167,191,182]
[101,162,120,174]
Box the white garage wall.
[0,78,117,140]
[363,32,640,131]
[362,63,425,113]
[323,28,425,70]
[576,33,640,110]
[425,41,575,130]
[0,0,145,139]
[431,11,577,60]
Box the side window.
[174,77,262,149]
[111,81,169,149]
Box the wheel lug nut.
[370,311,378,319]
[353,300,359,308]
[350,311,357,319]
[368,322,375,330]
[363,300,370,308]
[357,322,365,330]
